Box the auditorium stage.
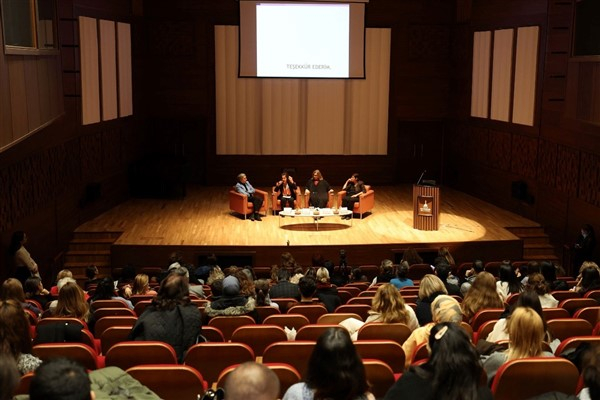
[76,185,540,268]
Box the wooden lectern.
[413,184,439,230]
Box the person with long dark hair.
[496,262,523,301]
[385,322,492,400]
[573,263,600,295]
[0,299,42,374]
[8,231,40,285]
[129,273,201,362]
[283,327,375,400]
[89,277,133,309]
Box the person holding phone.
[273,172,298,209]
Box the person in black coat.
[415,275,448,326]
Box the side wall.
[446,0,600,265]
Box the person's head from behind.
[526,273,550,296]
[0,299,32,360]
[316,267,330,284]
[224,361,279,400]
[424,323,482,399]
[306,327,369,399]
[0,357,19,400]
[402,247,423,265]
[418,274,447,300]
[1,278,26,302]
[30,358,93,400]
[371,283,408,323]
[435,263,452,282]
[580,265,600,289]
[398,261,410,279]
[438,246,454,264]
[56,269,73,283]
[380,259,394,275]
[277,267,291,282]
[462,271,503,319]
[506,307,545,360]
[93,277,116,300]
[298,276,317,299]
[499,262,518,282]
[85,265,98,280]
[24,277,43,297]
[540,261,558,282]
[473,259,484,273]
[254,279,271,306]
[153,273,190,310]
[582,343,600,400]
[132,274,150,295]
[510,289,547,334]
[56,282,89,321]
[430,295,462,324]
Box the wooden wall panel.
[7,59,29,140]
[510,134,537,178]
[579,152,600,207]
[537,140,557,187]
[23,58,42,132]
[487,129,512,171]
[80,133,104,181]
[79,16,101,125]
[555,145,579,197]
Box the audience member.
[298,276,320,304]
[84,265,101,290]
[207,266,225,286]
[402,247,423,266]
[461,271,504,323]
[167,266,205,298]
[390,261,414,289]
[402,295,463,368]
[349,267,369,283]
[435,263,461,296]
[269,268,300,300]
[9,231,41,285]
[370,259,395,287]
[29,358,94,400]
[384,323,492,400]
[540,261,568,291]
[483,307,555,384]
[50,269,73,296]
[0,357,19,400]
[47,276,77,312]
[579,343,600,400]
[340,283,418,340]
[525,273,559,308]
[54,281,95,330]
[224,361,280,400]
[485,290,559,352]
[496,262,523,301]
[315,267,341,312]
[255,279,279,309]
[282,327,375,400]
[415,275,448,326]
[572,262,600,295]
[89,277,134,309]
[460,259,484,296]
[235,268,256,297]
[437,246,456,266]
[131,273,158,296]
[204,275,258,321]
[0,299,42,374]
[520,261,540,285]
[129,273,201,362]
[289,266,305,285]
[1,278,41,315]
[573,224,596,275]
[24,276,52,310]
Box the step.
[64,250,111,263]
[521,254,560,262]
[68,242,114,252]
[523,245,557,257]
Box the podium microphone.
[416,170,426,185]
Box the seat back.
[573,306,600,326]
[105,341,178,370]
[357,323,412,346]
[296,324,339,341]
[471,308,505,331]
[255,306,281,321]
[94,315,137,338]
[230,325,288,356]
[362,359,396,398]
[37,317,88,331]
[126,365,207,399]
[94,307,137,319]
[358,290,378,297]
[410,342,429,364]
[347,297,374,306]
[584,290,600,300]
[547,318,593,341]
[287,304,328,324]
[263,314,311,330]
[354,340,405,374]
[90,299,129,310]
[100,326,132,355]
[554,335,600,356]
[475,319,498,343]
[407,264,433,280]
[184,342,255,386]
[263,341,316,379]
[32,343,99,370]
[208,315,256,341]
[133,300,153,317]
[200,326,225,342]
[559,298,599,316]
[550,290,581,302]
[262,363,302,398]
[13,372,34,396]
[484,262,502,277]
[334,304,371,320]
[270,298,299,313]
[317,313,362,325]
[336,290,353,305]
[542,307,570,321]
[491,357,579,400]
[343,283,368,293]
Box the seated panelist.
[273,172,297,209]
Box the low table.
[278,208,353,230]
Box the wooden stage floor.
[77,185,540,267]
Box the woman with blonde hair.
[305,169,333,208]
[415,275,448,325]
[54,282,93,327]
[461,271,504,323]
[340,283,418,340]
[402,295,463,368]
[315,267,341,312]
[438,246,455,266]
[132,274,157,296]
[483,306,554,384]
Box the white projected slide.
[256,3,350,78]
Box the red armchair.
[336,185,375,219]
[271,186,303,215]
[229,187,268,219]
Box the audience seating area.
[16,260,600,399]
